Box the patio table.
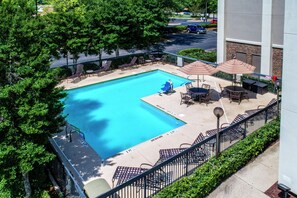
[225,86,248,103]
[189,87,208,101]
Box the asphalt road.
[50,30,217,67]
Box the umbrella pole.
[197,75,199,87]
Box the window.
[235,52,247,62]
[252,55,261,73]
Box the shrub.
[178,48,217,62]
[155,119,280,198]
[163,25,187,34]
[201,24,217,28]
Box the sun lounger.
[93,60,112,75]
[118,56,138,69]
[67,64,84,82]
[112,163,170,189]
[157,133,209,164]
[245,98,277,116]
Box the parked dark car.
[186,25,207,34]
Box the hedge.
[155,119,280,198]
[178,48,217,62]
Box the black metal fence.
[98,101,279,198]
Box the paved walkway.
[208,141,279,198]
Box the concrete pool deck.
[54,63,277,188]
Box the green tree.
[0,1,66,197]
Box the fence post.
[185,153,189,176]
[143,175,147,198]
[265,109,268,123]
[243,122,247,139]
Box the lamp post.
[213,107,224,156]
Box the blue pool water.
[64,70,191,159]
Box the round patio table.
[225,86,246,92]
[224,86,247,102]
[189,87,208,101]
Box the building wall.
[218,0,285,76]
[271,0,285,45]
[279,0,297,194]
[225,0,262,42]
[272,48,283,76]
[226,42,261,73]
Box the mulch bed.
[265,182,297,198]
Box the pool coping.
[53,63,277,189]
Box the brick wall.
[226,42,261,62]
[226,41,283,76]
[226,41,262,73]
[272,48,283,77]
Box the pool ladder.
[65,122,86,142]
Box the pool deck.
[54,63,276,188]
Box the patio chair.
[139,163,170,189]
[157,133,209,164]
[245,98,277,116]
[148,54,156,62]
[160,54,167,64]
[244,98,278,122]
[219,84,228,98]
[185,82,194,96]
[112,163,169,189]
[138,56,145,64]
[199,92,211,105]
[118,56,138,69]
[84,178,111,198]
[241,90,250,101]
[229,90,242,104]
[67,64,84,82]
[201,83,210,91]
[180,92,194,107]
[112,166,148,187]
[93,60,112,75]
[220,114,247,142]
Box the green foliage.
[178,48,217,62]
[155,119,280,198]
[201,23,217,28]
[0,1,66,196]
[213,71,233,81]
[164,25,187,33]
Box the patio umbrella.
[217,59,256,86]
[179,61,218,87]
[217,59,256,74]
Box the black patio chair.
[219,84,228,98]
[229,90,242,104]
[112,166,148,187]
[220,114,247,142]
[180,92,194,107]
[157,133,209,164]
[245,98,277,116]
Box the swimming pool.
[64,70,192,159]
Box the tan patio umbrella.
[217,59,256,74]
[179,61,218,87]
[217,59,256,86]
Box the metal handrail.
[98,100,279,198]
